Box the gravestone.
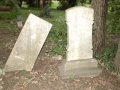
[3,13,52,72]
[17,15,24,28]
[58,6,102,78]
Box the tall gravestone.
[3,14,52,72]
[59,6,102,78]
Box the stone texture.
[17,22,23,28]
[17,15,24,28]
[3,13,52,72]
[66,6,94,61]
[58,65,102,78]
[59,6,102,78]
[58,58,101,78]
[62,59,98,71]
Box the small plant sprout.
[117,73,120,77]
[70,76,75,81]
[46,73,53,77]
[19,69,27,76]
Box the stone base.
[58,58,102,78]
[17,21,24,28]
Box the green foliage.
[59,0,69,10]
[107,0,120,33]
[49,16,67,56]
[39,5,53,18]
[0,11,21,19]
[0,11,20,34]
[0,12,20,34]
[21,1,29,8]
[19,69,27,76]
[76,0,85,6]
[10,0,20,11]
[51,1,60,9]
[0,0,10,6]
[46,73,53,77]
[92,88,97,90]
[96,46,117,70]
[0,61,3,65]
[70,76,76,81]
[0,0,20,11]
[117,73,120,77]
[52,44,65,56]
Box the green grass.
[20,9,40,20]
[21,9,66,56]
[51,1,60,9]
[21,1,29,8]
[0,8,66,56]
[0,11,21,34]
[84,4,91,7]
[0,16,19,34]
[0,11,21,19]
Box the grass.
[42,10,66,56]
[21,1,29,8]
[0,18,19,34]
[0,11,21,34]
[19,69,27,76]
[20,9,40,20]
[20,9,66,56]
[0,8,66,56]
[1,2,114,57]
[51,1,60,9]
[70,76,76,81]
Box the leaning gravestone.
[58,6,102,78]
[3,13,52,72]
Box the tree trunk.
[114,41,120,73]
[91,0,109,56]
[38,0,40,8]
[19,0,23,7]
[28,0,33,7]
[43,0,46,7]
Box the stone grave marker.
[17,15,24,28]
[3,13,52,72]
[58,6,102,78]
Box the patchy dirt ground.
[0,29,120,90]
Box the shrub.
[96,46,117,70]
[107,0,120,33]
[0,0,20,11]
[39,5,53,18]
[50,16,67,56]
[59,1,69,10]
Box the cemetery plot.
[59,6,102,78]
[17,15,24,28]
[3,13,52,72]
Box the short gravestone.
[58,6,102,78]
[17,15,24,28]
[3,13,52,72]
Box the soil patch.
[0,30,120,90]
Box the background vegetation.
[0,0,119,72]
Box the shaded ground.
[0,29,120,90]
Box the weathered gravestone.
[3,13,52,72]
[17,15,24,28]
[58,6,102,78]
